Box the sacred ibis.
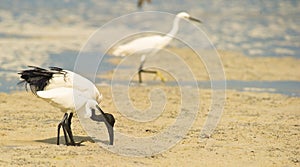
[18,66,115,146]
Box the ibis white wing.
[46,70,102,103]
[37,88,90,110]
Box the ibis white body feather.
[19,66,102,115]
[36,87,97,117]
[45,70,102,104]
[31,69,102,117]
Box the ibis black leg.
[65,113,76,146]
[57,113,69,145]
[57,113,83,146]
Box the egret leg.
[138,69,157,83]
[137,56,165,83]
[57,113,69,145]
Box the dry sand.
[0,84,299,166]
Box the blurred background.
[0,0,299,94]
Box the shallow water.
[102,79,300,97]
[0,0,299,57]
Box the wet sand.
[102,48,300,83]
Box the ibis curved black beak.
[105,122,114,145]
[90,105,115,145]
[189,16,202,23]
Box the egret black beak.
[90,105,115,145]
[189,16,202,23]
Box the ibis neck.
[167,16,181,37]
[84,100,98,118]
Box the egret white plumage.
[111,12,202,83]
[18,66,115,145]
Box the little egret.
[18,66,115,146]
[111,12,202,83]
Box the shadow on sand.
[34,136,110,145]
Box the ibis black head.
[104,113,115,127]
[90,106,115,145]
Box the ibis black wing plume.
[17,66,61,95]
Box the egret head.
[176,12,202,23]
[177,12,190,19]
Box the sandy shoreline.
[0,86,299,166]
[0,2,299,166]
